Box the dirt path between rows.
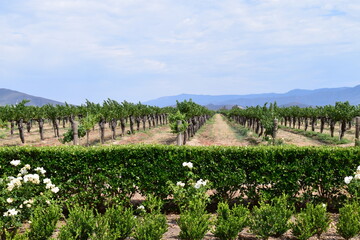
[276,129,325,146]
[186,114,247,146]
[111,125,177,145]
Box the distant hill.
[0,88,64,106]
[144,85,360,108]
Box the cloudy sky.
[1,0,359,105]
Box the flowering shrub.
[168,161,209,211]
[344,165,360,199]
[0,160,59,238]
[168,162,211,240]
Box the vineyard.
[1,100,360,239]
[1,100,360,147]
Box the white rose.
[176,181,185,187]
[10,160,21,166]
[51,187,59,193]
[345,176,353,184]
[6,198,13,203]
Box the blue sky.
[1,0,359,105]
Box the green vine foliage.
[169,111,188,134]
[60,125,87,144]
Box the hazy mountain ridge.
[0,88,64,106]
[144,85,360,108]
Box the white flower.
[23,174,40,184]
[26,204,32,208]
[46,183,56,189]
[10,160,21,166]
[19,204,23,209]
[43,178,51,184]
[345,176,353,184]
[7,177,22,191]
[51,187,59,193]
[354,174,360,180]
[46,200,51,205]
[176,181,185,187]
[3,208,18,216]
[34,167,46,175]
[194,179,207,189]
[19,167,28,175]
[24,164,31,170]
[182,162,193,169]
[6,198,13,203]
[137,205,145,210]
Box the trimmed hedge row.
[1,145,359,209]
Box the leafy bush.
[27,202,61,240]
[58,205,95,240]
[94,205,135,240]
[133,195,167,240]
[0,145,360,209]
[249,194,293,239]
[291,203,330,240]
[213,202,249,240]
[169,111,188,134]
[0,160,59,239]
[178,198,211,240]
[336,201,360,240]
[60,125,87,144]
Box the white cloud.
[1,0,360,104]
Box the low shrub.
[0,145,360,209]
[336,201,360,240]
[133,195,167,240]
[292,203,330,240]
[58,205,95,240]
[27,203,61,240]
[94,205,135,240]
[213,202,249,240]
[249,194,293,239]
[178,198,211,240]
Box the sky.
[1,0,360,105]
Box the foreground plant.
[336,201,360,240]
[133,195,167,240]
[27,202,62,240]
[344,165,360,200]
[94,205,135,240]
[168,161,211,240]
[213,202,249,240]
[178,198,211,240]
[291,203,330,240]
[58,205,95,240]
[249,194,293,240]
[0,160,59,239]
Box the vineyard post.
[356,117,360,146]
[176,120,183,146]
[72,121,79,145]
[272,118,278,144]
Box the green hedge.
[0,145,359,208]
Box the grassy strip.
[279,126,352,145]
[223,117,263,145]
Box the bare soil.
[186,114,248,146]
[276,129,325,146]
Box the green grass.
[279,126,352,145]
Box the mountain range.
[144,85,360,109]
[0,88,63,106]
[1,85,360,108]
